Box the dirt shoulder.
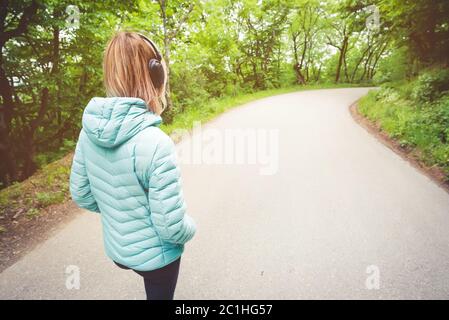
[0,200,82,273]
[350,101,449,194]
[0,152,81,273]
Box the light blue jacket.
[69,97,196,271]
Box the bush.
[433,94,449,143]
[36,191,65,207]
[359,73,449,181]
[411,69,449,103]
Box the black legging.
[114,258,181,300]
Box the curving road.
[1,88,449,299]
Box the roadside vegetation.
[359,69,449,180]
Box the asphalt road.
[1,88,449,299]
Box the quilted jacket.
[69,97,196,271]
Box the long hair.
[103,31,167,114]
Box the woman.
[69,31,196,300]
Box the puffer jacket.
[69,97,196,271]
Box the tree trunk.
[351,45,371,82]
[294,63,306,85]
[23,87,49,177]
[0,60,17,185]
[160,0,173,114]
[335,36,348,83]
[51,17,63,144]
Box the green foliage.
[411,69,449,103]
[0,0,140,187]
[373,46,409,84]
[0,152,72,217]
[26,208,40,219]
[36,191,65,207]
[377,0,449,66]
[359,70,449,178]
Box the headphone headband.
[138,33,162,61]
[137,33,165,91]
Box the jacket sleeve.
[69,136,100,213]
[148,135,196,245]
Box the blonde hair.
[103,31,167,114]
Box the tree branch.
[0,0,39,47]
[168,2,195,40]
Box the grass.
[26,208,41,219]
[0,153,73,219]
[358,82,449,180]
[0,83,366,218]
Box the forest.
[0,0,448,189]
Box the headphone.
[138,33,165,90]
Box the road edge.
[349,100,449,194]
[0,200,83,273]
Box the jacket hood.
[82,97,162,148]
